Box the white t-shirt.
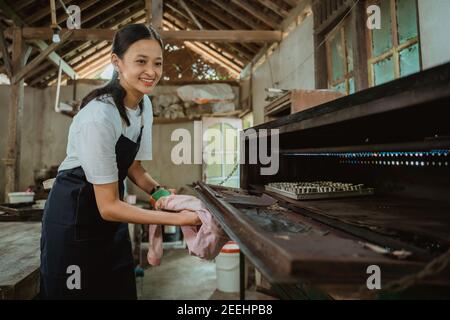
[59,94,153,184]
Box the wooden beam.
[178,0,203,29]
[230,0,279,29]
[163,20,241,76]
[12,30,73,84]
[42,10,148,86]
[0,0,77,79]
[4,28,24,200]
[187,0,262,53]
[17,28,283,42]
[0,26,12,77]
[152,0,163,30]
[165,3,258,56]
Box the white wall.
[252,14,315,125]
[418,0,450,69]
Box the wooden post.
[152,0,163,31]
[145,0,152,25]
[4,27,25,201]
[313,32,328,88]
[352,0,369,91]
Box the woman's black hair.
[79,24,163,126]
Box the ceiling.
[0,0,300,87]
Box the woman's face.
[113,39,163,95]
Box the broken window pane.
[349,77,355,94]
[345,22,354,72]
[373,56,395,85]
[371,0,393,56]
[330,31,345,82]
[332,81,346,94]
[396,0,418,44]
[400,43,420,76]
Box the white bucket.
[215,241,247,293]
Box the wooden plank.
[0,222,42,299]
[152,0,163,30]
[12,30,73,84]
[17,27,283,42]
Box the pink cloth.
[147,194,229,266]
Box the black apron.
[40,116,144,300]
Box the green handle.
[151,188,171,201]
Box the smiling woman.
[39,24,201,300]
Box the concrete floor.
[137,248,278,300]
[138,249,217,300]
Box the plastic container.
[215,241,247,293]
[8,192,35,204]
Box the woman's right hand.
[179,209,202,226]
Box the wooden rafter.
[170,1,258,54]
[210,0,269,30]
[165,4,258,57]
[0,0,77,79]
[11,30,73,84]
[163,20,241,75]
[42,10,148,86]
[178,0,203,29]
[255,0,290,17]
[54,0,98,26]
[163,13,246,68]
[230,0,279,29]
[27,0,72,25]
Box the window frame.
[325,15,355,94]
[366,0,422,86]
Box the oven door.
[193,182,450,298]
